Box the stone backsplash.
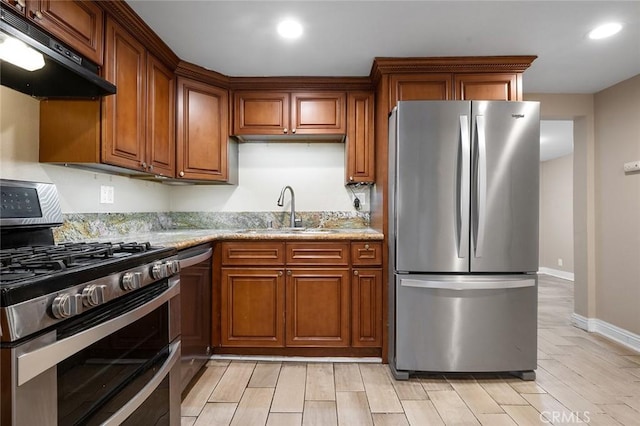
[54,211,370,242]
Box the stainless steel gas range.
[0,179,181,425]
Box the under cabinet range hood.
[0,5,115,98]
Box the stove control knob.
[166,260,180,275]
[151,262,168,280]
[51,293,82,319]
[121,272,142,291]
[82,284,107,307]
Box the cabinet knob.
[179,171,185,177]
[148,164,154,171]
[287,270,292,276]
[15,0,25,11]
[354,270,359,276]
[349,176,354,181]
[292,128,296,134]
[283,128,288,134]
[365,244,370,250]
[32,10,43,20]
[141,162,147,169]
[278,271,283,276]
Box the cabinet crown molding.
[370,55,537,83]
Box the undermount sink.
[236,228,336,234]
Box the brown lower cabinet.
[219,240,382,352]
[179,245,212,392]
[221,268,285,347]
[285,268,350,347]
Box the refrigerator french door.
[389,100,540,380]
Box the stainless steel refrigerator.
[388,100,540,380]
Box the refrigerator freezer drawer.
[395,274,537,373]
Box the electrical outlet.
[356,191,367,205]
[558,258,563,267]
[100,185,114,204]
[623,161,640,172]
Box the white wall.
[0,86,361,214]
[0,87,170,213]
[168,142,363,212]
[539,153,574,274]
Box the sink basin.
[236,228,336,234]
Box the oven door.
[9,276,181,426]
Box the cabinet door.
[221,268,285,347]
[146,55,175,177]
[286,268,350,347]
[180,262,211,388]
[176,77,230,181]
[351,268,382,347]
[455,73,519,100]
[233,91,289,135]
[290,92,346,135]
[26,0,104,65]
[102,18,146,171]
[390,74,452,110]
[346,92,375,184]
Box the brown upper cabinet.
[2,0,104,65]
[346,91,375,184]
[102,17,175,177]
[176,77,232,182]
[454,73,519,101]
[39,17,176,178]
[390,74,453,103]
[377,57,536,112]
[233,91,346,139]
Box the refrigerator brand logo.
[512,114,526,119]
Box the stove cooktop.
[0,242,176,306]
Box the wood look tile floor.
[181,275,640,425]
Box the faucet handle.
[267,220,273,229]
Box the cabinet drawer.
[286,242,349,266]
[222,242,285,266]
[351,242,382,266]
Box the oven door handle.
[16,277,180,386]
[102,340,180,426]
[178,247,212,269]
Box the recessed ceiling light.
[588,22,622,40]
[277,19,303,39]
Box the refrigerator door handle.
[458,115,470,258]
[400,278,536,290]
[475,115,487,258]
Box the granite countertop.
[122,228,384,251]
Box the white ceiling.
[126,1,629,163]
[127,1,640,94]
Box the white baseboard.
[538,267,574,281]
[571,313,640,353]
[210,354,382,363]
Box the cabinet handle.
[292,128,296,134]
[286,270,292,276]
[364,244,370,250]
[32,10,43,20]
[179,171,184,177]
[354,270,359,276]
[278,271,283,276]
[283,128,288,134]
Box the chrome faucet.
[277,185,298,228]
